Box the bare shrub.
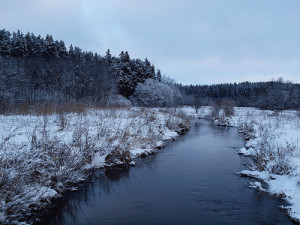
[194,97,201,114]
[71,122,94,164]
[210,99,222,118]
[252,125,296,175]
[147,112,156,122]
[166,116,178,130]
[57,111,67,131]
[238,121,256,140]
[210,99,235,119]
[105,148,131,165]
[222,100,235,117]
[270,144,295,175]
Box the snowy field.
[1,106,300,224]
[214,107,300,223]
[0,107,189,224]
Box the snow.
[85,152,106,169]
[130,148,152,157]
[248,181,265,191]
[0,107,189,224]
[0,211,5,223]
[28,186,58,202]
[129,161,136,166]
[222,107,300,223]
[239,147,255,156]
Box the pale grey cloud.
[1,0,300,84]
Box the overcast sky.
[1,0,300,84]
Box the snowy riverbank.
[2,106,300,224]
[0,107,190,224]
[214,107,300,223]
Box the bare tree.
[222,100,235,117]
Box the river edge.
[213,107,300,224]
[0,107,191,225]
[34,122,191,225]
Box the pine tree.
[56,40,67,58]
[11,30,27,57]
[68,44,74,58]
[74,46,83,60]
[36,35,46,56]
[0,29,12,55]
[44,34,58,58]
[157,69,162,81]
[105,49,112,59]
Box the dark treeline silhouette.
[1,29,299,111]
[178,79,300,110]
[0,29,161,111]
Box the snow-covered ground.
[2,106,299,224]
[214,107,300,223]
[0,107,189,224]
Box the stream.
[42,119,294,225]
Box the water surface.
[43,120,294,225]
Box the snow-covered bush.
[130,79,182,107]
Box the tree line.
[0,29,177,111]
[178,79,300,110]
[1,29,299,111]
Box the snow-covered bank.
[0,107,190,224]
[216,107,300,223]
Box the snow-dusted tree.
[0,29,12,55]
[11,30,27,57]
[68,44,75,58]
[131,78,179,107]
[56,40,67,58]
[74,46,83,61]
[34,35,45,56]
[157,69,162,81]
[44,34,58,58]
[105,49,112,59]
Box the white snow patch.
[0,211,5,223]
[248,181,265,191]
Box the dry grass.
[0,102,132,116]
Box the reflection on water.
[40,120,295,225]
[105,166,130,182]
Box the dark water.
[43,120,294,225]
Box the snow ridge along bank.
[0,107,190,224]
[215,107,300,223]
